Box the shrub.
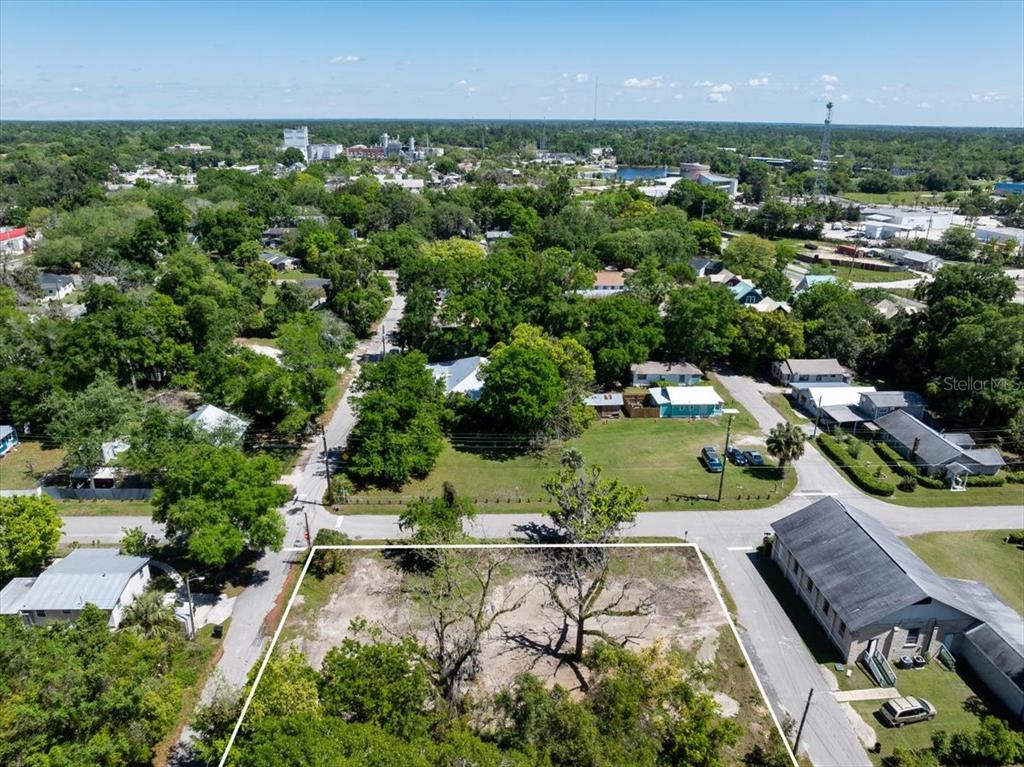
[966,473,1006,487]
[817,434,896,496]
[847,439,863,459]
[309,528,350,579]
[898,475,918,493]
[916,474,947,490]
[875,441,920,477]
[1005,471,1024,485]
[1006,531,1024,546]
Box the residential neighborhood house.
[186,404,250,443]
[39,273,74,302]
[0,424,18,458]
[426,356,487,400]
[583,392,623,418]
[771,358,852,385]
[630,361,703,387]
[647,386,724,418]
[874,409,1006,485]
[0,549,156,629]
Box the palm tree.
[121,589,182,641]
[766,421,806,469]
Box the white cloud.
[747,77,769,87]
[624,76,663,89]
[574,72,589,83]
[840,93,849,102]
[329,54,362,64]
[708,83,732,93]
[823,84,836,93]
[673,93,684,100]
[71,86,82,93]
[918,101,932,109]
[971,91,1008,102]
[820,74,839,83]
[455,79,476,95]
[693,80,713,88]
[706,93,727,103]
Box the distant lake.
[616,166,670,180]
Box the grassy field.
[351,417,795,512]
[0,440,65,489]
[764,393,808,426]
[851,662,994,765]
[54,499,153,516]
[806,262,915,283]
[842,191,962,206]
[819,438,1019,507]
[903,530,1024,614]
[275,270,322,281]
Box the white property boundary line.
[218,543,798,767]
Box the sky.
[2,0,1022,127]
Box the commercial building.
[771,498,1023,720]
[882,248,945,273]
[859,207,953,241]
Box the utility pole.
[717,412,736,502]
[303,509,311,547]
[321,423,334,506]
[184,574,204,641]
[812,396,824,438]
[793,688,815,755]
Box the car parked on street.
[725,445,747,466]
[743,449,765,467]
[878,697,936,728]
[701,446,723,473]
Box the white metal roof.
[648,386,723,406]
[17,549,151,612]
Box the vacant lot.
[841,191,961,206]
[903,530,1024,614]
[0,440,65,490]
[54,499,153,517]
[350,417,795,512]
[281,545,782,763]
[806,262,914,283]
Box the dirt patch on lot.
[286,547,727,699]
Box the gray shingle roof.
[630,361,702,377]
[17,549,150,612]
[861,391,924,409]
[876,410,1005,469]
[771,497,976,633]
[963,622,1024,692]
[781,358,848,376]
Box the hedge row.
[817,434,896,496]
[874,441,920,478]
[916,474,947,490]
[966,473,1007,487]
[1007,471,1024,485]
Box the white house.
[186,404,249,443]
[630,361,703,387]
[789,383,876,416]
[426,356,487,399]
[575,269,633,298]
[0,549,153,628]
[39,273,74,302]
[259,252,301,271]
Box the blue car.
[701,446,724,473]
[725,446,747,466]
[743,449,765,467]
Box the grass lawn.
[54,499,153,516]
[350,417,795,512]
[819,439,1019,507]
[851,662,995,765]
[842,191,962,206]
[764,393,808,426]
[806,262,914,283]
[275,270,321,281]
[0,440,66,489]
[903,530,1024,614]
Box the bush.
[817,434,896,496]
[1005,471,1024,484]
[1006,531,1024,546]
[916,474,947,490]
[966,473,1006,487]
[898,475,918,493]
[308,528,350,579]
[875,441,920,477]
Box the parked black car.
[701,446,724,473]
[725,445,747,466]
[743,449,765,467]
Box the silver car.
[879,696,936,727]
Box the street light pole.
[717,412,736,502]
[184,574,204,641]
